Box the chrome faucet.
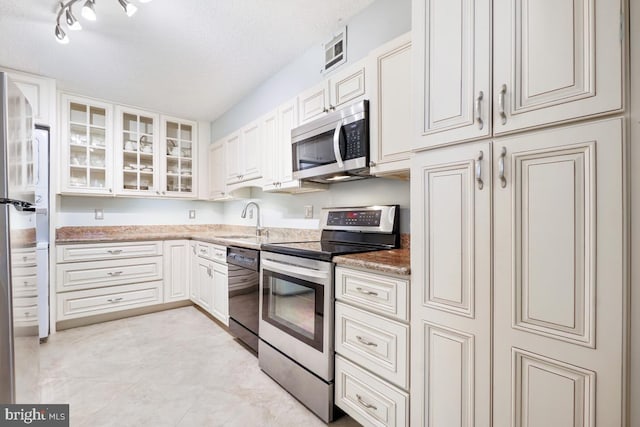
[241,201,266,237]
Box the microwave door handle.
[333,122,344,168]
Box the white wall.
[56,196,224,227]
[224,178,410,233]
[211,0,412,140]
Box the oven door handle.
[262,259,330,281]
[332,121,344,169]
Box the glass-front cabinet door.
[60,95,112,194]
[115,106,159,196]
[161,117,197,197]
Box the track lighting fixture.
[55,0,151,44]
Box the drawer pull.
[356,394,377,411]
[356,287,378,297]
[107,297,123,303]
[22,256,28,262]
[24,312,32,317]
[108,250,123,255]
[356,336,378,347]
[107,271,124,276]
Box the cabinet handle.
[475,151,484,190]
[108,249,123,255]
[322,107,329,113]
[498,84,507,125]
[475,91,484,130]
[356,287,378,297]
[356,336,378,347]
[24,312,32,317]
[23,281,28,286]
[192,246,196,254]
[109,188,113,193]
[498,147,507,188]
[156,191,161,195]
[107,297,123,303]
[207,266,213,277]
[22,256,27,262]
[356,394,377,411]
[162,191,166,195]
[329,105,336,111]
[107,271,123,276]
[368,161,376,167]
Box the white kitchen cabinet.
[6,86,35,195]
[189,241,199,302]
[163,240,190,303]
[262,98,327,193]
[114,105,160,196]
[60,94,113,195]
[413,0,622,149]
[208,139,250,201]
[160,117,197,198]
[410,118,627,426]
[55,241,165,323]
[298,59,368,125]
[225,120,262,186]
[492,118,625,426]
[492,0,622,134]
[11,248,38,330]
[2,68,56,126]
[368,33,412,177]
[413,0,491,148]
[410,140,492,426]
[334,266,411,427]
[192,241,229,325]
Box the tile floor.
[37,307,361,427]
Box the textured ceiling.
[0,0,375,121]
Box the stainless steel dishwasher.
[226,246,260,354]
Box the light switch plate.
[189,210,196,219]
[94,209,104,220]
[304,205,313,219]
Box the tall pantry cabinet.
[410,0,627,426]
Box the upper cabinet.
[413,0,623,150]
[368,32,413,177]
[115,106,160,196]
[298,59,368,125]
[161,117,197,198]
[225,120,262,186]
[2,69,56,127]
[60,94,113,195]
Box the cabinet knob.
[329,105,336,112]
[109,188,113,193]
[368,161,376,167]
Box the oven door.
[259,251,334,381]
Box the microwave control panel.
[344,120,367,160]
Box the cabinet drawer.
[12,275,37,298]
[13,296,38,308]
[57,241,163,263]
[196,242,226,263]
[335,355,408,427]
[335,302,409,389]
[12,266,37,278]
[56,256,163,292]
[13,305,38,325]
[335,267,409,321]
[11,249,37,267]
[56,281,163,321]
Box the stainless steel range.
[258,205,400,422]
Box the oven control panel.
[327,210,382,227]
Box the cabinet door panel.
[241,121,262,180]
[493,0,622,133]
[493,118,625,426]
[330,60,367,109]
[411,140,491,426]
[211,263,228,325]
[277,100,298,183]
[413,0,491,148]
[224,132,241,183]
[163,241,189,303]
[298,83,329,125]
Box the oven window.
[262,270,324,351]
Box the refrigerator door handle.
[0,198,35,212]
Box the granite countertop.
[56,225,321,250]
[333,248,411,276]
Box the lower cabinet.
[410,118,626,426]
[11,247,38,330]
[163,240,190,303]
[55,241,165,322]
[334,266,410,427]
[190,241,229,325]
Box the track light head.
[55,24,69,44]
[65,7,82,31]
[118,0,137,17]
[81,0,96,21]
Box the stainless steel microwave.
[292,100,370,183]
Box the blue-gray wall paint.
[211,0,411,140]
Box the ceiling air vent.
[322,27,347,74]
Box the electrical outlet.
[304,205,313,219]
[189,210,196,219]
[94,209,104,220]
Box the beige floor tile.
[37,306,361,426]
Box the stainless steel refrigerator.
[0,71,48,403]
